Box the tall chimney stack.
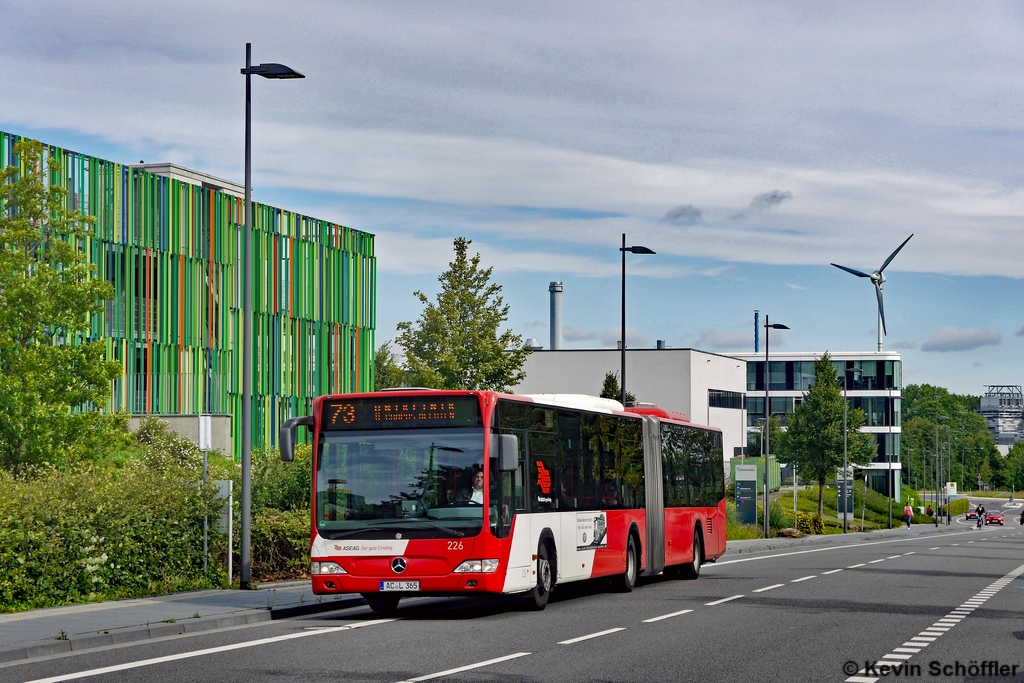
[549,281,563,350]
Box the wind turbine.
[831,234,913,352]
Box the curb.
[0,596,365,665]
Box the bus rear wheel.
[679,529,702,580]
[524,543,553,610]
[615,534,638,592]
[363,593,401,613]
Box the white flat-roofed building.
[513,348,747,466]
[733,351,902,500]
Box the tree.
[900,384,998,492]
[778,353,875,516]
[0,140,123,470]
[395,237,529,391]
[599,371,635,406]
[374,340,406,390]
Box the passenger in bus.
[444,488,457,505]
[559,482,576,510]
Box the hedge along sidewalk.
[0,581,362,664]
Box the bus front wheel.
[363,593,401,613]
[524,543,553,610]
[680,529,702,580]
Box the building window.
[708,389,744,410]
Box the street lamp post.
[619,234,655,406]
[763,315,789,539]
[934,413,947,528]
[239,44,304,589]
[841,365,861,533]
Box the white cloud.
[5,3,1024,280]
[696,328,754,351]
[601,327,647,348]
[564,326,599,341]
[784,282,806,290]
[921,326,1002,352]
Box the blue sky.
[3,1,1024,394]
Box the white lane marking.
[397,652,532,682]
[642,609,693,623]
[951,543,960,546]
[558,628,626,645]
[846,562,1024,683]
[887,555,902,559]
[894,647,921,654]
[790,575,816,583]
[752,584,784,593]
[929,547,940,550]
[709,528,989,568]
[705,595,744,606]
[868,559,886,564]
[822,568,844,575]
[966,541,974,544]
[903,551,916,555]
[848,563,866,568]
[21,619,398,683]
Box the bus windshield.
[316,427,486,539]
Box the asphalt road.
[3,523,1022,683]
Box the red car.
[965,509,977,520]
[985,511,1004,526]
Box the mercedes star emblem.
[391,557,407,574]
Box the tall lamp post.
[619,234,655,406]
[933,413,947,529]
[842,365,861,533]
[239,44,304,589]
[763,315,789,538]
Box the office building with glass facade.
[0,130,376,457]
[733,351,902,499]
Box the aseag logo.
[536,461,551,493]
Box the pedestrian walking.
[903,503,913,529]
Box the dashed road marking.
[642,609,692,623]
[397,652,532,682]
[790,575,816,583]
[752,584,784,593]
[558,628,626,645]
[823,568,844,575]
[705,595,744,606]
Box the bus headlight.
[311,561,347,575]
[454,559,499,573]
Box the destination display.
[322,396,481,430]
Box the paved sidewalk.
[0,580,362,664]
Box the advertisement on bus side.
[576,512,608,551]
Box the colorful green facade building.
[0,131,376,455]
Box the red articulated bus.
[279,390,726,612]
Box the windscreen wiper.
[370,518,466,538]
[321,526,387,540]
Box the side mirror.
[491,433,519,471]
[280,416,314,462]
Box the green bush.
[0,463,223,612]
[245,508,311,581]
[796,511,825,535]
[949,498,969,516]
[249,444,312,513]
